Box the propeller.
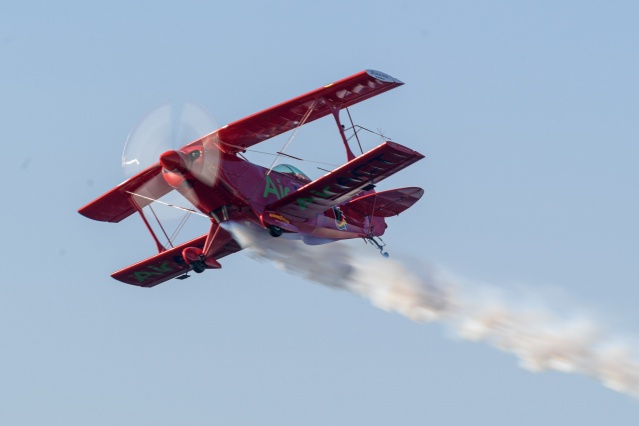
[123,101,218,178]
[121,101,220,241]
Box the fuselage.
[160,142,386,242]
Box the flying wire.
[242,148,339,167]
[266,99,318,175]
[126,191,209,218]
[147,203,174,248]
[168,210,193,244]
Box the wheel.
[382,252,390,258]
[268,225,283,237]
[191,260,207,273]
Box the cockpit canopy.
[272,164,311,182]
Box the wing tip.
[366,69,404,85]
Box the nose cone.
[160,150,186,173]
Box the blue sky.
[3,1,639,424]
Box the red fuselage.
[160,142,386,242]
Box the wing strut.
[147,204,174,249]
[345,108,364,155]
[330,104,356,161]
[125,191,208,254]
[128,197,166,254]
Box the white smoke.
[225,222,639,399]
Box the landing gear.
[191,260,207,273]
[268,225,283,237]
[365,236,389,257]
[183,247,207,273]
[182,246,221,273]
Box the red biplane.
[79,70,425,287]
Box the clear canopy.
[272,164,311,182]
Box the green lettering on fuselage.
[263,175,292,199]
[263,175,280,198]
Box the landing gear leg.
[184,220,227,272]
[366,236,389,258]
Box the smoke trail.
[225,222,639,399]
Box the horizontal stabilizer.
[78,164,170,223]
[111,234,241,287]
[267,141,424,223]
[344,187,424,217]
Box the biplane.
[79,70,425,287]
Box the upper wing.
[266,141,424,223]
[110,234,242,287]
[214,69,404,153]
[78,164,172,223]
